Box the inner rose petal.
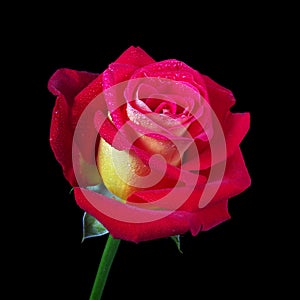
[135,80,200,114]
[126,101,187,136]
[153,101,177,115]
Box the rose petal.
[114,46,156,67]
[103,63,140,88]
[48,68,98,186]
[71,45,155,126]
[48,68,98,106]
[136,147,250,216]
[74,185,232,242]
[71,74,104,130]
[213,147,251,200]
[49,95,77,186]
[74,187,192,242]
[98,126,203,189]
[180,147,251,211]
[189,198,230,234]
[222,112,250,159]
[126,102,185,136]
[102,64,137,128]
[183,112,250,171]
[127,175,205,209]
[131,59,209,101]
[71,46,154,131]
[203,74,236,122]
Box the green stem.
[89,234,121,300]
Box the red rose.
[48,46,251,243]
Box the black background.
[8,3,288,299]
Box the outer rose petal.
[74,188,231,242]
[74,149,250,243]
[114,46,156,66]
[222,112,250,159]
[50,95,76,186]
[203,74,236,122]
[188,148,250,235]
[48,68,98,186]
[128,147,250,213]
[102,63,138,128]
[180,147,251,211]
[212,147,251,199]
[70,74,103,131]
[74,188,191,243]
[183,112,250,171]
[198,111,250,170]
[48,68,99,106]
[74,187,192,243]
[103,63,138,88]
[190,198,230,234]
[69,45,155,127]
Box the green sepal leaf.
[80,183,123,242]
[82,212,108,242]
[170,235,183,254]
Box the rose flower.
[48,46,251,243]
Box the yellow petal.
[97,134,181,200]
[136,135,181,166]
[97,138,150,200]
